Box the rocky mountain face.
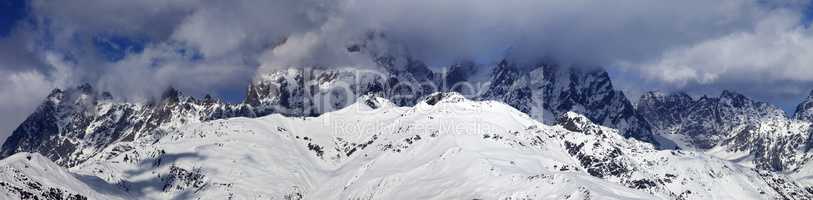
[5,62,813,199]
[244,59,437,117]
[0,84,253,167]
[638,90,813,171]
[1,58,658,169]
[795,91,813,122]
[476,61,656,145]
[246,59,656,142]
[3,93,811,199]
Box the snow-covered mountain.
[3,93,811,199]
[795,90,813,122]
[476,61,656,145]
[638,90,813,172]
[0,55,661,169]
[0,153,129,199]
[5,44,813,198]
[0,84,254,167]
[245,59,657,144]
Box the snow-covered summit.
[3,88,813,199]
[419,92,467,106]
[557,112,596,132]
[2,93,801,199]
[0,84,251,167]
[795,90,813,122]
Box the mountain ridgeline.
[1,57,658,168]
[5,54,813,174]
[6,55,813,199]
[6,94,813,199]
[638,90,813,171]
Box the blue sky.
[0,0,25,37]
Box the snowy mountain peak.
[0,152,127,199]
[159,87,181,103]
[355,94,395,110]
[6,71,813,199]
[39,95,810,199]
[795,90,813,122]
[719,90,753,108]
[45,88,64,103]
[0,83,251,167]
[557,112,595,132]
[421,92,467,106]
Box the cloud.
[333,0,770,66]
[617,7,813,109]
[0,70,53,143]
[20,0,338,98]
[2,0,813,142]
[93,43,257,101]
[0,50,75,143]
[634,10,813,85]
[169,0,331,58]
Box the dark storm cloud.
[1,0,813,142]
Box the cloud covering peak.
[1,0,813,142]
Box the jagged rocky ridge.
[245,59,656,144]
[1,56,658,167]
[638,90,813,171]
[796,90,813,122]
[0,84,255,167]
[3,93,812,199]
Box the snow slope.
[2,58,659,169]
[3,93,793,199]
[0,153,128,200]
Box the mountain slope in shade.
[0,153,128,200]
[638,90,813,171]
[476,61,656,145]
[6,93,799,199]
[795,90,813,122]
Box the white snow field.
[2,93,810,199]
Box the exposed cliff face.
[2,27,667,168]
[7,65,813,199]
[2,59,660,168]
[477,61,656,145]
[795,90,813,122]
[638,90,813,171]
[244,65,436,117]
[0,84,251,167]
[244,60,658,145]
[637,92,695,136]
